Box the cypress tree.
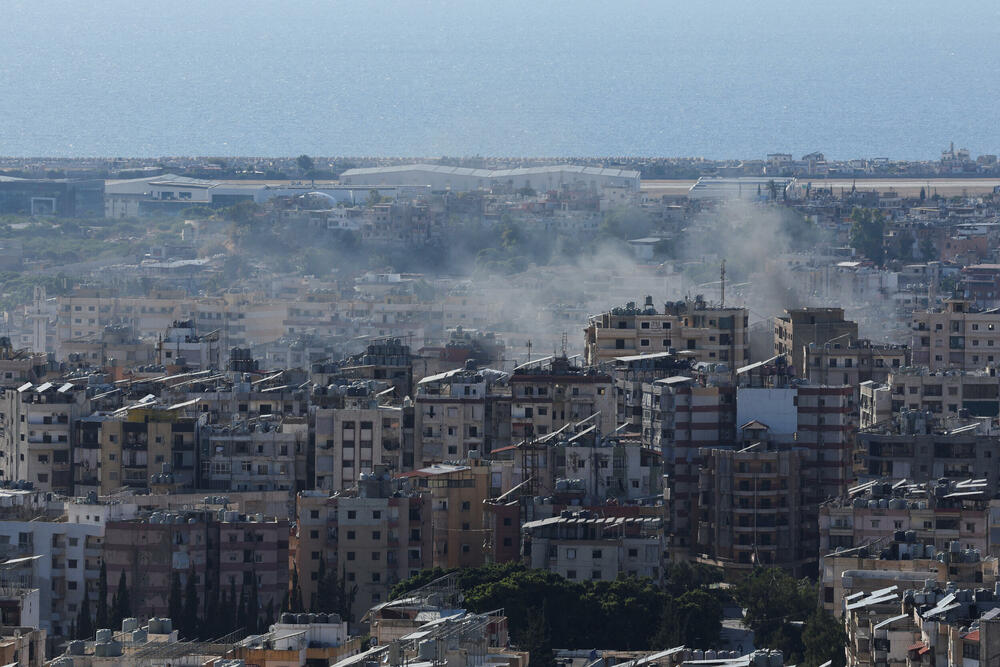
[76,585,94,639]
[96,561,109,630]
[247,572,260,634]
[237,584,248,632]
[168,572,183,629]
[182,572,200,639]
[112,570,131,628]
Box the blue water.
[1,0,999,159]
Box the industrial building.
[338,164,640,192]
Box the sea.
[1,0,999,160]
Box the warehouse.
[339,163,640,192]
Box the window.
[639,339,649,347]
[347,552,355,561]
[347,510,356,519]
[592,549,602,559]
[347,531,356,540]
[566,570,577,579]
[566,548,576,560]
[371,552,380,561]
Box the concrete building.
[911,298,1000,370]
[0,381,90,494]
[104,510,289,623]
[820,538,999,618]
[695,442,811,576]
[293,475,431,621]
[198,415,308,493]
[586,296,749,367]
[232,615,361,667]
[522,511,664,583]
[820,478,995,564]
[314,385,403,493]
[414,367,509,465]
[882,366,1000,418]
[508,355,614,441]
[774,307,858,376]
[856,412,1000,491]
[642,375,736,557]
[398,463,491,570]
[801,338,907,394]
[607,352,692,431]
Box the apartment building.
[0,500,136,637]
[314,387,403,492]
[104,510,289,623]
[75,405,199,496]
[0,381,90,494]
[820,538,998,618]
[508,355,614,441]
[585,296,749,366]
[858,381,892,429]
[819,478,995,562]
[608,352,693,430]
[294,476,431,621]
[774,307,858,375]
[399,463,491,570]
[694,442,811,576]
[198,416,308,492]
[856,412,1000,491]
[801,339,907,393]
[642,376,735,557]
[911,298,1000,370]
[522,511,664,583]
[414,367,509,465]
[883,366,1000,418]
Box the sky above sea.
[1,0,998,160]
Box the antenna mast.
[720,259,726,308]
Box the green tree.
[247,573,260,634]
[297,155,315,173]
[919,186,926,201]
[735,568,816,659]
[169,572,183,630]
[290,566,305,613]
[96,561,109,630]
[520,603,554,667]
[891,229,915,261]
[182,572,200,639]
[76,584,94,639]
[111,570,131,629]
[848,207,886,264]
[801,608,847,667]
[920,236,936,261]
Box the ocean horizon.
[2,0,998,160]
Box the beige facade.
[884,367,1000,419]
[585,296,749,366]
[0,382,89,494]
[76,406,198,495]
[774,307,858,375]
[314,399,402,492]
[294,482,431,622]
[911,298,1000,370]
[400,463,491,570]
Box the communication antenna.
[560,332,568,357]
[526,339,532,364]
[720,259,726,308]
